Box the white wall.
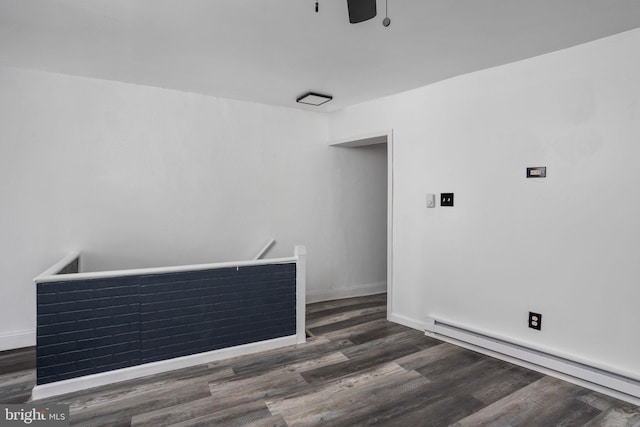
[0,67,388,349]
[329,28,640,379]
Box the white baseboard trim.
[388,313,424,331]
[306,282,386,304]
[427,321,640,406]
[31,335,298,400]
[0,330,35,352]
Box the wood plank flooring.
[1,293,640,426]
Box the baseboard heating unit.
[425,317,640,406]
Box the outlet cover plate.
[441,193,454,207]
[529,312,542,330]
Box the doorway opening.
[330,130,393,320]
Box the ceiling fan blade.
[347,0,377,23]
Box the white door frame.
[330,129,394,320]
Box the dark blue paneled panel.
[36,276,141,384]
[138,264,296,363]
[36,262,297,385]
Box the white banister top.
[34,251,80,282]
[253,238,276,260]
[35,248,305,284]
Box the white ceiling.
[1,0,640,112]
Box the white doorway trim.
[330,129,394,321]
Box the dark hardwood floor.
[1,293,639,426]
